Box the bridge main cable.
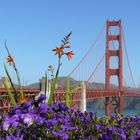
[122,26,136,88]
[67,24,106,77]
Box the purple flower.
[22,101,31,109]
[10,105,20,114]
[96,124,102,130]
[100,134,112,140]
[6,135,23,140]
[2,98,140,139]
[15,109,21,115]
[21,113,33,126]
[129,135,136,140]
[37,94,46,103]
[137,129,140,135]
[3,114,19,130]
[52,131,69,140]
[57,118,70,125]
[120,132,126,139]
[44,119,58,128]
[61,125,75,131]
[33,115,44,123]
[52,101,68,112]
[39,103,48,114]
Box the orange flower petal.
[20,97,28,104]
[65,51,74,60]
[65,46,71,48]
[52,47,63,55]
[6,56,14,66]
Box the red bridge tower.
[105,20,123,116]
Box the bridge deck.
[0,88,140,110]
[1,88,140,99]
[0,88,40,94]
[86,89,140,99]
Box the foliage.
[2,77,16,107]
[48,32,74,105]
[5,40,21,89]
[65,77,81,107]
[0,95,140,139]
[2,41,26,109]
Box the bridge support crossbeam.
[105,20,123,116]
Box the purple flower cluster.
[0,94,140,140]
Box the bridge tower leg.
[105,20,123,116]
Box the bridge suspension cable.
[67,24,106,77]
[86,53,105,83]
[122,26,136,88]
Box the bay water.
[87,108,140,117]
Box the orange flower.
[65,46,71,48]
[65,51,74,60]
[20,97,28,104]
[52,47,63,55]
[6,55,14,66]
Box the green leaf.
[65,77,81,107]
[5,41,21,90]
[4,63,17,93]
[5,40,11,56]
[48,77,57,105]
[2,78,16,106]
[69,86,82,94]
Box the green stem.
[48,57,61,105]
[5,40,23,98]
[55,56,61,79]
[15,66,21,88]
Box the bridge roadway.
[52,89,140,101]
[0,88,40,96]
[0,88,40,109]
[0,88,40,94]
[86,89,140,99]
[0,88,140,101]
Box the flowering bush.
[48,32,74,105]
[0,94,140,140]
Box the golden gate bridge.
[0,20,140,116]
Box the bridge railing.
[0,88,40,110]
[0,88,83,111]
[53,89,82,109]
